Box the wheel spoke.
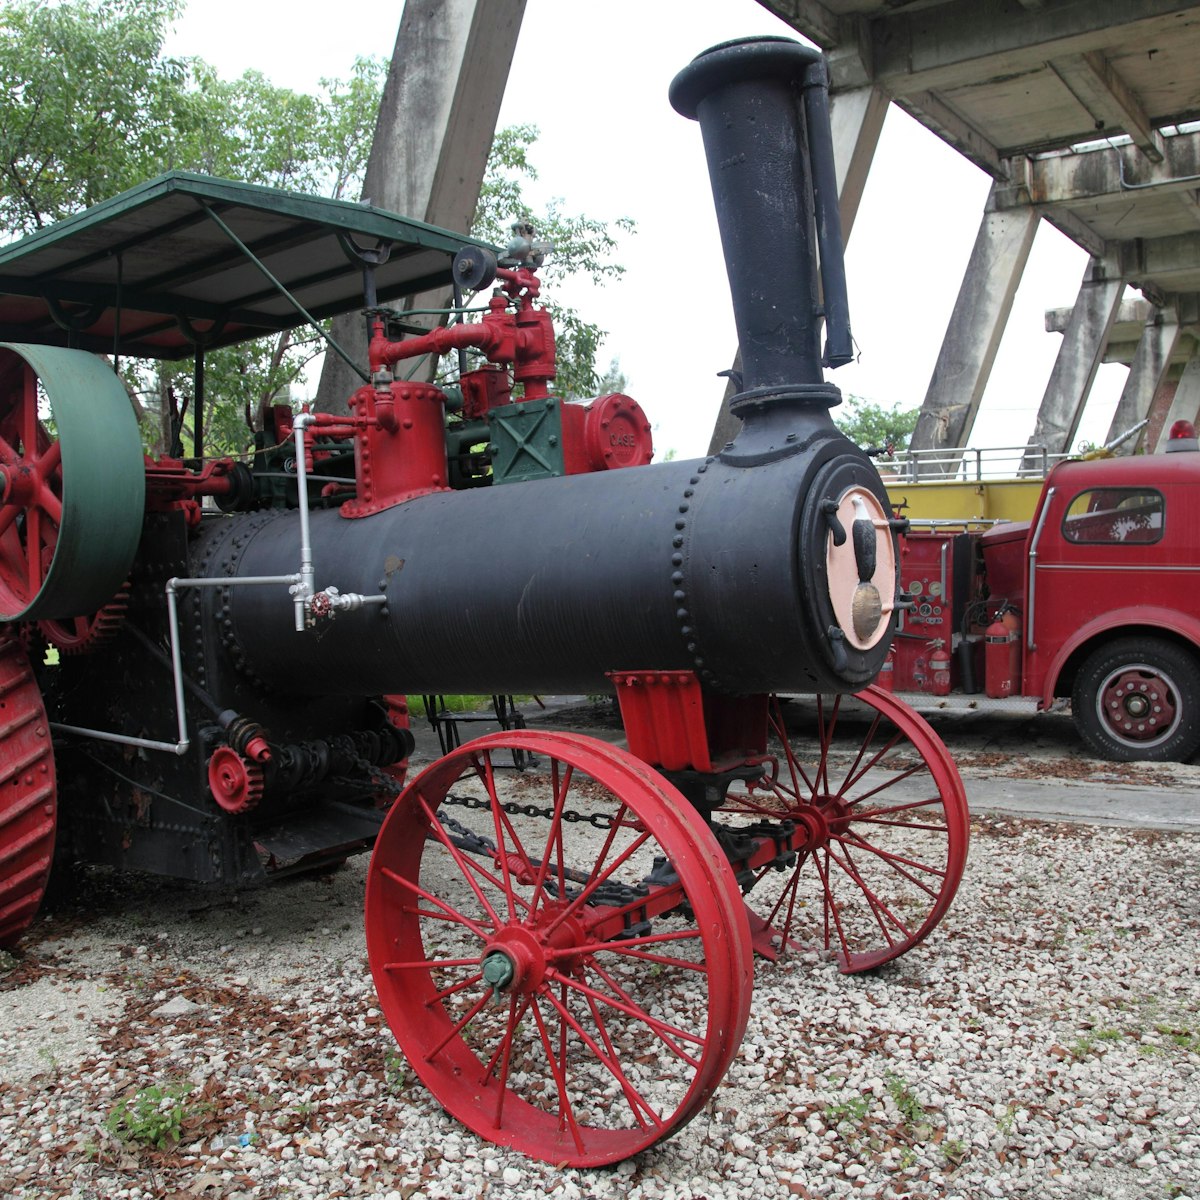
[415,793,505,930]
[479,751,527,923]
[541,980,662,1131]
[379,865,492,943]
[559,960,700,1065]
[827,840,910,943]
[837,829,947,892]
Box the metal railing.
[873,444,1071,483]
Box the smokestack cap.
[669,36,822,119]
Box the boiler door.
[798,454,898,681]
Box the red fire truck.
[888,433,1200,762]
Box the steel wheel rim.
[1094,662,1181,749]
[720,686,969,973]
[366,730,752,1166]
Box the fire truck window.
[1062,489,1164,544]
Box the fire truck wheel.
[1072,637,1200,762]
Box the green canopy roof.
[0,172,489,360]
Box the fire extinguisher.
[985,606,1021,698]
[877,643,896,692]
[929,639,952,696]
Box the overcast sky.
[164,0,1128,461]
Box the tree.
[0,0,387,454]
[470,125,634,401]
[0,0,189,235]
[0,4,631,452]
[833,395,920,454]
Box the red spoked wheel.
[0,344,144,622]
[720,687,969,974]
[366,730,753,1166]
[0,356,62,615]
[0,637,57,948]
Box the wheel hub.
[482,910,585,996]
[1100,668,1176,743]
[790,794,853,851]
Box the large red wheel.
[366,730,753,1166]
[0,637,57,948]
[0,344,144,622]
[721,687,969,973]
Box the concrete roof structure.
[760,0,1200,460]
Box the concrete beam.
[909,190,1039,460]
[848,1,1197,97]
[1154,354,1200,448]
[1047,52,1164,162]
[1104,303,1180,448]
[316,0,526,411]
[894,91,1004,179]
[996,132,1200,208]
[1024,256,1126,462]
[1179,188,1200,230]
[755,0,843,50]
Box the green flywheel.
[0,344,146,621]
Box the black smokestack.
[670,37,851,411]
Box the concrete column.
[908,188,1038,466]
[831,85,889,239]
[1104,302,1180,451]
[316,0,526,412]
[1023,256,1125,466]
[1143,376,1179,452]
[1153,355,1200,450]
[707,84,888,456]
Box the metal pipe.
[292,413,317,630]
[1026,486,1056,652]
[800,56,852,368]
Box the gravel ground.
[2,801,1198,1200]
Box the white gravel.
[2,812,1198,1200]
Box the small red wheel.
[0,637,57,948]
[366,730,752,1166]
[207,747,264,814]
[721,687,969,973]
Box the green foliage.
[596,358,628,396]
[1,4,630,450]
[0,0,386,454]
[885,1070,930,1133]
[941,1136,967,1165]
[471,125,635,401]
[825,1093,869,1128]
[384,1051,408,1095]
[0,0,187,234]
[103,1082,195,1149]
[834,395,920,454]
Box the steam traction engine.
[0,39,968,1165]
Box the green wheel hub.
[0,344,145,620]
